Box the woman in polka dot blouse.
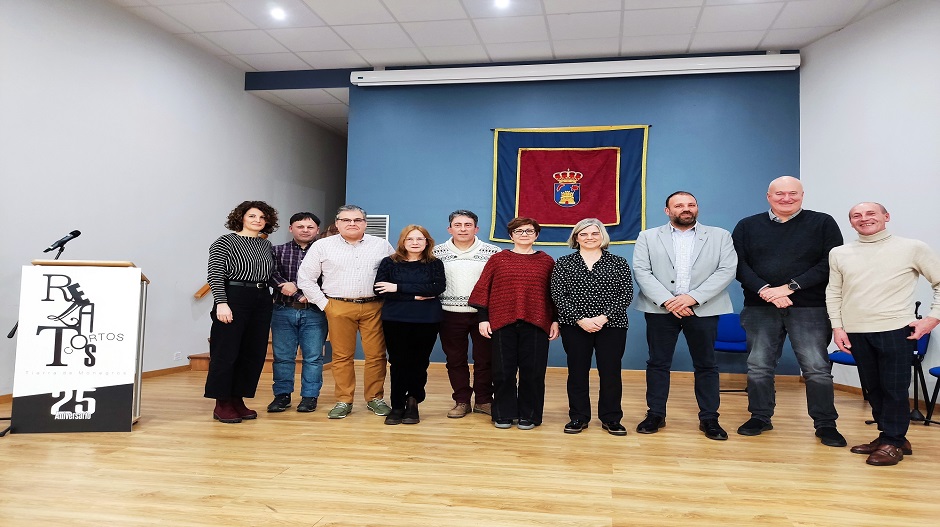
[550,218,634,436]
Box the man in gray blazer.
[632,191,738,440]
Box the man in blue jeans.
[731,176,846,447]
[267,212,327,413]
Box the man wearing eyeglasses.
[432,210,500,418]
[297,205,395,419]
[633,191,737,441]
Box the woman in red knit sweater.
[469,217,559,429]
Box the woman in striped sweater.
[206,201,278,424]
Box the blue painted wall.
[346,71,803,374]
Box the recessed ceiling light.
[270,7,286,20]
[495,0,510,9]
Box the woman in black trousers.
[550,218,633,436]
[374,224,445,425]
[205,200,278,423]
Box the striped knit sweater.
[207,233,275,305]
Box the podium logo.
[52,389,96,420]
[36,274,124,368]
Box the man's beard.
[671,213,696,226]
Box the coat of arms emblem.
[553,168,583,208]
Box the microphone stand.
[2,244,67,436]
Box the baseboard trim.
[142,365,193,379]
[188,352,332,372]
[833,383,865,396]
[0,370,814,402]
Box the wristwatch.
[788,279,801,291]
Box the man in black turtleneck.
[732,176,846,447]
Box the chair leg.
[911,362,928,422]
[925,379,940,426]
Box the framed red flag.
[491,125,648,244]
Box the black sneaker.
[266,394,291,412]
[517,419,536,430]
[737,417,773,436]
[494,419,513,429]
[297,396,318,413]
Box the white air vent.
[366,215,389,241]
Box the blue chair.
[828,348,866,394]
[714,313,748,393]
[828,348,875,424]
[829,301,931,423]
[828,350,858,367]
[925,366,940,426]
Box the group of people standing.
[203,174,940,467]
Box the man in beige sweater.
[826,202,940,466]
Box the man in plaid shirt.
[267,212,325,414]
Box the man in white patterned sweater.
[827,202,940,466]
[432,210,501,418]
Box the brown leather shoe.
[213,399,242,424]
[851,438,912,456]
[473,403,492,416]
[447,402,471,418]
[866,444,905,466]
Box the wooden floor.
[1,364,938,527]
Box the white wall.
[0,0,347,394]
[801,0,940,395]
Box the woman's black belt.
[226,281,268,289]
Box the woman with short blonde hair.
[551,218,633,436]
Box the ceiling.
[110,0,899,135]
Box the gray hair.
[448,209,479,225]
[335,204,366,220]
[567,218,611,249]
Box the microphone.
[44,230,82,253]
